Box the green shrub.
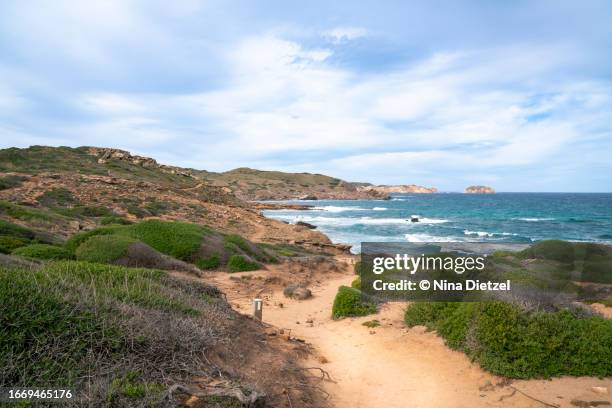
[519,240,576,263]
[332,286,377,319]
[196,255,221,270]
[0,260,216,396]
[404,301,612,378]
[126,205,148,218]
[64,226,122,254]
[362,319,380,328]
[351,276,361,289]
[0,175,25,190]
[38,188,76,207]
[125,220,207,261]
[354,261,364,275]
[75,235,136,264]
[13,244,73,260]
[143,201,176,216]
[0,236,29,254]
[0,200,59,222]
[225,234,254,255]
[0,219,36,240]
[227,255,260,272]
[100,216,132,225]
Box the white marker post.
[253,298,263,321]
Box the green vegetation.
[351,276,361,289]
[196,255,221,270]
[354,260,364,275]
[126,220,207,261]
[0,200,60,222]
[332,286,377,319]
[0,175,25,190]
[0,260,223,402]
[0,219,35,240]
[75,235,136,264]
[0,220,35,253]
[12,244,72,260]
[227,255,260,272]
[0,236,28,254]
[107,371,164,403]
[38,187,75,207]
[143,200,178,216]
[404,301,612,378]
[101,215,132,225]
[362,319,380,328]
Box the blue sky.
[1,0,611,191]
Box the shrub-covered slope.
[0,261,318,406]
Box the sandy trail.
[206,263,611,408]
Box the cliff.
[358,184,438,194]
[465,185,495,194]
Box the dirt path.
[206,265,611,408]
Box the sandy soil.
[204,260,612,408]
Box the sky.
[1,0,611,192]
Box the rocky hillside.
[198,167,389,200]
[358,184,438,194]
[465,185,495,193]
[0,146,343,253]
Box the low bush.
[227,255,260,272]
[0,175,25,190]
[0,261,224,403]
[0,236,28,254]
[351,276,361,289]
[362,320,380,328]
[75,235,136,264]
[404,301,612,378]
[332,286,377,319]
[195,255,221,270]
[0,219,35,240]
[100,216,132,225]
[12,244,73,260]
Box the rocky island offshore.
[465,185,495,194]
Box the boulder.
[296,221,317,229]
[283,284,312,300]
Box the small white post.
[253,298,263,321]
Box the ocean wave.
[372,207,387,211]
[312,206,364,212]
[271,215,448,227]
[405,233,459,243]
[513,217,555,222]
[464,230,519,237]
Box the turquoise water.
[262,193,612,252]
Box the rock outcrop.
[359,184,438,194]
[465,185,495,194]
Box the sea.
[262,193,612,253]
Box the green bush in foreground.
[332,286,377,319]
[0,261,220,403]
[351,276,361,289]
[227,255,260,272]
[12,244,73,260]
[404,301,612,378]
[75,235,136,264]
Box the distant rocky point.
[465,185,495,194]
[359,184,438,194]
